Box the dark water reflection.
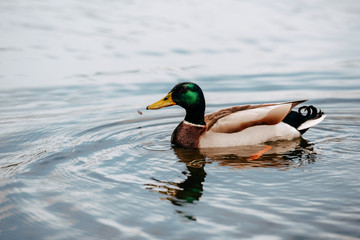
[146,138,317,220]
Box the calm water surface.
[1,0,360,239]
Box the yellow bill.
[146,92,176,110]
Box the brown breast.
[171,121,206,148]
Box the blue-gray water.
[1,1,360,239]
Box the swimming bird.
[146,82,326,148]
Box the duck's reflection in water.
[197,138,316,170]
[145,138,316,219]
[145,164,206,205]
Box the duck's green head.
[147,82,205,110]
[146,82,206,124]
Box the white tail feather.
[298,115,326,131]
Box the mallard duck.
[146,82,326,148]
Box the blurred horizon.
[1,0,360,90]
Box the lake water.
[1,0,360,239]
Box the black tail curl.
[298,105,324,120]
[283,105,324,134]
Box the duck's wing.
[205,100,306,133]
